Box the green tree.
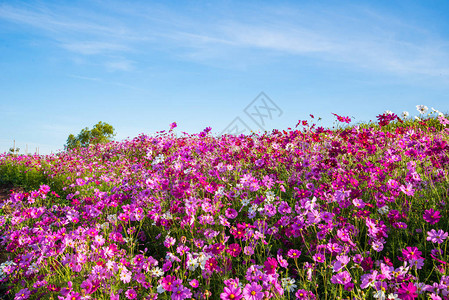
[8,147,20,156]
[65,121,115,150]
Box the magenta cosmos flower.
[263,257,278,275]
[242,282,264,300]
[397,282,418,300]
[225,208,238,219]
[313,252,325,263]
[226,243,241,257]
[189,279,199,288]
[161,275,176,292]
[125,289,137,299]
[402,247,422,260]
[220,286,243,300]
[287,249,301,259]
[423,209,441,225]
[295,289,316,299]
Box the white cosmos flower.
[145,150,153,159]
[266,191,275,202]
[385,110,393,115]
[373,290,385,300]
[152,267,164,277]
[215,186,225,196]
[152,154,165,165]
[401,111,409,118]
[281,277,297,292]
[431,107,445,117]
[241,198,250,206]
[377,205,389,215]
[416,105,428,114]
[187,258,199,271]
[249,204,258,214]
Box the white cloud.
[220,24,335,53]
[1,1,448,78]
[167,14,449,77]
[67,74,101,81]
[61,42,130,55]
[0,4,120,36]
[68,73,144,91]
[104,59,134,72]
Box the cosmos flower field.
[1,110,449,300]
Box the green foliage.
[0,158,68,199]
[0,163,45,189]
[350,114,449,133]
[65,121,115,150]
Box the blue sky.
[1,0,449,154]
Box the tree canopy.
[65,121,115,150]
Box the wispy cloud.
[104,59,134,72]
[167,10,449,77]
[67,74,101,82]
[61,42,130,55]
[0,4,123,36]
[1,1,448,78]
[220,24,335,53]
[0,2,137,68]
[67,74,143,91]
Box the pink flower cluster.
[0,115,448,299]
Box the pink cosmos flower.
[399,183,414,196]
[333,255,350,272]
[277,254,288,268]
[76,178,86,186]
[205,258,218,272]
[161,275,176,292]
[427,229,448,244]
[189,279,199,288]
[172,285,192,300]
[15,288,31,300]
[423,209,441,225]
[295,289,316,299]
[244,246,254,256]
[120,269,132,283]
[220,286,243,300]
[39,184,50,194]
[226,243,241,257]
[287,249,301,259]
[313,252,325,263]
[242,282,263,300]
[438,116,449,125]
[263,257,278,275]
[125,288,137,299]
[225,208,238,219]
[330,270,351,285]
[360,270,378,289]
[402,247,422,260]
[397,282,418,300]
[211,243,225,255]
